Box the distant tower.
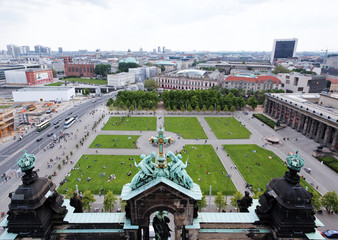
[271,38,298,64]
[139,47,143,52]
[96,49,100,58]
[158,46,161,53]
[162,46,166,53]
[127,48,132,56]
[58,47,63,55]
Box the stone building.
[155,69,222,90]
[264,93,338,151]
[278,73,327,93]
[223,74,282,92]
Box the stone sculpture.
[167,151,194,189]
[153,210,171,240]
[130,152,156,189]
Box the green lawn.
[164,117,207,139]
[57,155,140,195]
[89,135,140,149]
[180,145,236,195]
[45,82,64,86]
[102,117,157,131]
[318,156,338,173]
[61,77,107,85]
[205,117,251,139]
[224,144,316,193]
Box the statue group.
[130,151,194,190]
[152,210,171,240]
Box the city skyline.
[1,0,338,52]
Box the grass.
[57,155,140,194]
[61,77,107,85]
[253,114,275,129]
[57,145,236,195]
[318,156,338,173]
[45,82,64,86]
[0,105,11,109]
[89,135,140,149]
[180,145,236,195]
[224,144,316,193]
[204,117,251,139]
[164,117,207,139]
[102,117,157,131]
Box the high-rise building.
[58,47,63,54]
[22,46,30,54]
[6,45,15,57]
[271,38,298,63]
[158,46,161,52]
[34,45,42,54]
[162,46,166,53]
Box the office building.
[107,72,135,88]
[158,46,161,53]
[271,38,298,63]
[278,73,327,93]
[6,45,15,57]
[128,66,157,82]
[162,46,166,53]
[5,68,53,85]
[58,47,63,54]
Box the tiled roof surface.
[225,75,281,84]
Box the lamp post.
[225,174,231,201]
[208,185,212,211]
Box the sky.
[1,0,337,52]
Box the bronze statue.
[70,192,83,213]
[167,151,194,189]
[237,191,253,212]
[130,152,156,189]
[153,210,171,240]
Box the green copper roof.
[53,229,124,234]
[0,229,17,240]
[121,177,202,201]
[305,229,325,240]
[198,212,259,223]
[185,218,200,230]
[63,199,125,223]
[199,228,270,234]
[119,57,139,64]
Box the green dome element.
[17,150,36,171]
[286,150,304,172]
[119,57,139,64]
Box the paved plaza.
[0,103,337,231]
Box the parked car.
[36,137,43,142]
[324,230,338,238]
[304,167,311,173]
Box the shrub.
[253,114,275,128]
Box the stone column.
[175,226,182,240]
[302,116,309,135]
[331,129,338,151]
[309,120,317,139]
[296,114,303,132]
[277,104,282,119]
[291,110,297,129]
[264,98,269,113]
[323,126,332,145]
[286,108,291,126]
[315,122,324,143]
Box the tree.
[65,189,74,199]
[231,191,243,211]
[103,190,117,212]
[272,65,291,74]
[82,88,90,96]
[311,191,322,211]
[106,98,114,107]
[230,106,236,112]
[187,104,193,112]
[82,190,96,212]
[214,192,227,212]
[208,105,214,112]
[216,105,221,112]
[118,62,138,72]
[94,64,111,77]
[160,65,165,72]
[195,105,200,112]
[247,96,258,110]
[119,198,127,209]
[252,191,264,199]
[201,105,207,112]
[197,193,207,211]
[146,62,153,66]
[52,68,57,78]
[144,79,158,91]
[321,191,338,213]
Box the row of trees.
[112,90,159,110]
[161,89,251,111]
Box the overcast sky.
[1,0,337,52]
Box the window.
[286,80,290,84]
[293,77,299,86]
[297,87,303,91]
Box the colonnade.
[264,96,337,152]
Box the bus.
[64,117,76,129]
[36,120,50,132]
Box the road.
[0,95,111,197]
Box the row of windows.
[156,78,214,87]
[68,66,93,73]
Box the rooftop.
[14,87,74,92]
[225,75,281,84]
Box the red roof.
[224,75,281,84]
[328,78,338,84]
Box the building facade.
[264,93,338,151]
[12,87,75,102]
[5,69,53,85]
[155,69,222,90]
[128,66,157,82]
[271,38,298,63]
[214,62,273,74]
[222,74,282,92]
[0,109,15,138]
[107,72,135,88]
[278,73,327,93]
[63,56,94,77]
[328,77,338,92]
